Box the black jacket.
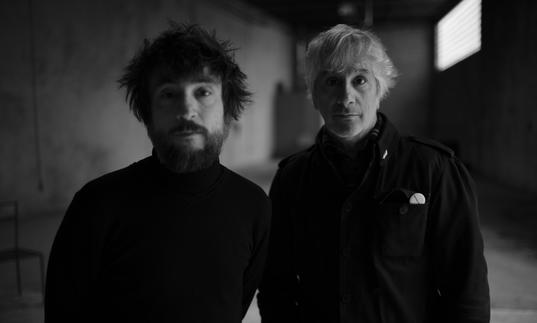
[258,114,490,323]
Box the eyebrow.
[189,74,220,84]
[322,68,371,76]
[354,68,370,73]
[155,74,220,87]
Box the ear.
[375,78,381,97]
[374,78,384,105]
[307,91,319,110]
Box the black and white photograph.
[1,0,536,322]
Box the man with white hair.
[257,24,490,323]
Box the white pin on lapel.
[409,193,426,205]
[382,150,388,160]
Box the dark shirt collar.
[317,111,400,161]
[317,114,385,188]
[373,112,399,164]
[317,112,385,158]
[145,149,223,195]
[315,112,399,188]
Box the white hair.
[305,24,398,100]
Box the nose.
[336,82,355,106]
[176,92,197,120]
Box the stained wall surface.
[377,23,433,138]
[433,0,537,194]
[0,0,293,217]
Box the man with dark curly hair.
[45,23,271,323]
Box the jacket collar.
[372,112,400,165]
[315,111,399,163]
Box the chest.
[292,160,433,265]
[95,191,254,288]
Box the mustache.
[168,120,208,135]
[333,102,352,111]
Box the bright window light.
[435,0,481,71]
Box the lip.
[333,114,361,119]
[171,130,202,136]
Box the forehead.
[320,66,373,77]
[322,51,376,71]
[149,65,221,88]
[318,63,375,82]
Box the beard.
[147,119,228,174]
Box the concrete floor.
[1,160,537,323]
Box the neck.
[329,124,375,156]
[148,152,222,194]
[152,148,219,175]
[337,134,369,156]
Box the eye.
[195,87,213,98]
[159,89,176,99]
[352,76,367,86]
[324,76,340,87]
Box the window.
[435,0,481,71]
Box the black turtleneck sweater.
[45,153,271,323]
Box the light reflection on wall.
[435,0,481,71]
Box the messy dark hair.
[118,23,251,124]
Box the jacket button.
[399,204,409,215]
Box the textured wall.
[0,0,292,217]
[433,1,537,193]
[376,23,433,138]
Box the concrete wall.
[432,0,537,194]
[273,90,320,158]
[0,0,293,217]
[376,23,433,137]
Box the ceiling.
[243,0,460,32]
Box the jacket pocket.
[376,189,428,257]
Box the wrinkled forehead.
[149,65,221,88]
[320,50,377,75]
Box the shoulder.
[78,156,150,198]
[267,146,317,197]
[276,145,316,175]
[220,166,271,227]
[394,135,473,184]
[405,136,455,158]
[221,166,270,203]
[395,135,456,167]
[63,157,150,224]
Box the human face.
[147,66,226,173]
[312,64,380,144]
